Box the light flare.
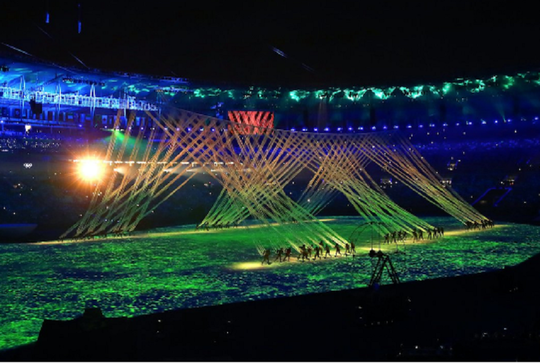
[77,159,105,181]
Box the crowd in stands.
[0,134,87,153]
[416,137,540,153]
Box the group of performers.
[261,241,357,265]
[195,221,241,231]
[59,231,129,242]
[383,226,445,244]
[465,219,495,230]
[260,224,454,265]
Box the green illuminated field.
[1,216,539,351]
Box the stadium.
[2,2,540,360]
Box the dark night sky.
[1,1,539,88]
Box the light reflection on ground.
[0,217,538,351]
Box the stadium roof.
[1,1,539,88]
[0,52,188,101]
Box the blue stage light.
[324,127,329,132]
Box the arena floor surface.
[1,216,539,351]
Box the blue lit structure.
[0,52,188,133]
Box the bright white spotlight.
[78,160,104,181]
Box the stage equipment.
[63,108,486,251]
